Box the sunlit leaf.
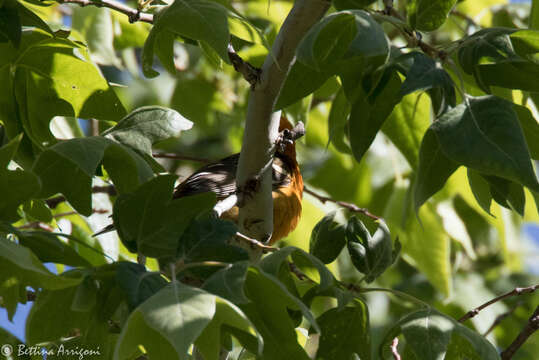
[431,96,539,193]
[408,0,458,31]
[102,106,193,156]
[142,0,230,77]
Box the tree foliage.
[1,0,539,359]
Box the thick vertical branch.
[235,0,330,244]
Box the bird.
[173,115,303,244]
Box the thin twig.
[53,209,109,218]
[152,153,212,163]
[16,222,54,231]
[90,118,99,137]
[458,285,539,323]
[235,232,278,253]
[500,305,539,360]
[57,0,154,23]
[390,337,401,360]
[304,186,380,220]
[227,44,261,88]
[288,261,313,282]
[484,302,522,336]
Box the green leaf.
[116,261,168,311]
[327,87,352,154]
[203,261,250,304]
[0,236,82,320]
[32,137,154,215]
[413,128,459,212]
[477,60,539,92]
[26,280,90,344]
[400,204,452,297]
[482,175,526,216]
[27,266,122,353]
[407,0,458,31]
[457,28,539,92]
[512,103,539,160]
[430,96,539,193]
[16,230,92,267]
[399,52,456,116]
[380,309,500,360]
[531,0,539,29]
[510,29,539,56]
[349,69,402,163]
[170,75,216,124]
[346,217,397,282]
[259,247,335,291]
[0,134,41,222]
[382,92,431,169]
[102,106,193,156]
[176,216,248,268]
[0,0,21,47]
[70,223,108,266]
[332,0,377,11]
[22,199,52,222]
[112,12,150,49]
[467,168,493,215]
[114,281,216,360]
[3,29,126,148]
[15,0,53,34]
[142,0,230,77]
[71,7,120,66]
[112,175,216,257]
[297,12,357,71]
[315,300,371,360]
[298,10,389,79]
[275,61,332,110]
[195,297,263,360]
[239,267,315,360]
[309,211,346,264]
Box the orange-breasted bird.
[173,116,303,244]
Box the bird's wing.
[173,154,239,200]
[173,153,294,200]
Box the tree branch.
[228,44,261,87]
[500,305,539,360]
[484,302,521,336]
[58,0,154,23]
[234,232,278,253]
[235,0,330,245]
[304,186,380,220]
[458,285,539,322]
